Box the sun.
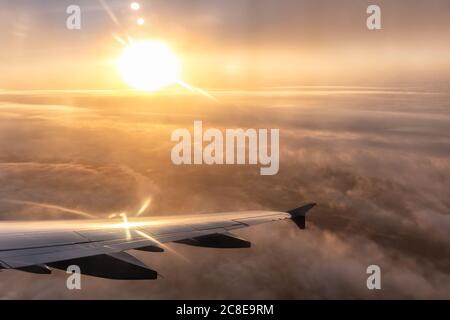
[117,40,181,92]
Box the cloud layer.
[0,88,449,299]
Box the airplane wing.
[0,203,316,280]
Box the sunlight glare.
[130,2,140,10]
[117,40,180,92]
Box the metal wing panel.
[233,213,291,226]
[138,224,196,236]
[0,210,291,269]
[190,220,245,231]
[75,229,132,241]
[0,232,88,251]
[151,228,227,243]
[0,238,159,268]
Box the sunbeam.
[98,0,121,26]
[1,199,96,219]
[136,198,152,216]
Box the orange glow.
[117,40,181,92]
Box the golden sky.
[1,0,450,90]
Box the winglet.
[287,203,317,230]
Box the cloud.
[0,89,449,298]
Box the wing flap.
[176,232,251,248]
[49,252,157,280]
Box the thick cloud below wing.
[0,89,449,299]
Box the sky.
[1,0,450,89]
[0,1,449,299]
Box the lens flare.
[130,2,140,10]
[119,212,132,240]
[136,198,152,216]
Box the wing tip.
[287,203,317,217]
[287,203,317,230]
